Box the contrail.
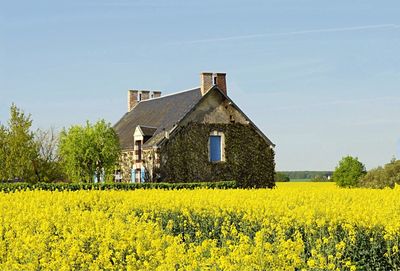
[178,24,400,44]
[269,95,400,112]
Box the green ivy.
[159,123,275,188]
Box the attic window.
[209,131,225,162]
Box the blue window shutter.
[210,136,221,162]
[141,168,145,183]
[131,168,135,183]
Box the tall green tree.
[0,124,7,179]
[0,104,38,181]
[333,156,366,188]
[59,120,120,183]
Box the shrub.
[359,159,400,189]
[383,159,400,185]
[333,156,366,188]
[360,167,394,189]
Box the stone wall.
[119,150,135,183]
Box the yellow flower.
[307,259,316,268]
[0,183,399,270]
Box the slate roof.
[114,88,202,150]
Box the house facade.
[113,72,275,187]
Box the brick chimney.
[200,72,227,96]
[153,91,162,98]
[201,72,213,95]
[128,90,139,112]
[128,90,162,112]
[215,73,227,95]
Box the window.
[209,132,225,162]
[210,136,221,162]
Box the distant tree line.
[274,172,290,182]
[279,171,333,180]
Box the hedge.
[0,181,238,193]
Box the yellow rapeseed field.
[1,183,399,270]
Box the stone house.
[114,72,275,187]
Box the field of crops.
[1,183,400,270]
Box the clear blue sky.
[1,0,400,171]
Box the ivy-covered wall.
[159,123,275,188]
